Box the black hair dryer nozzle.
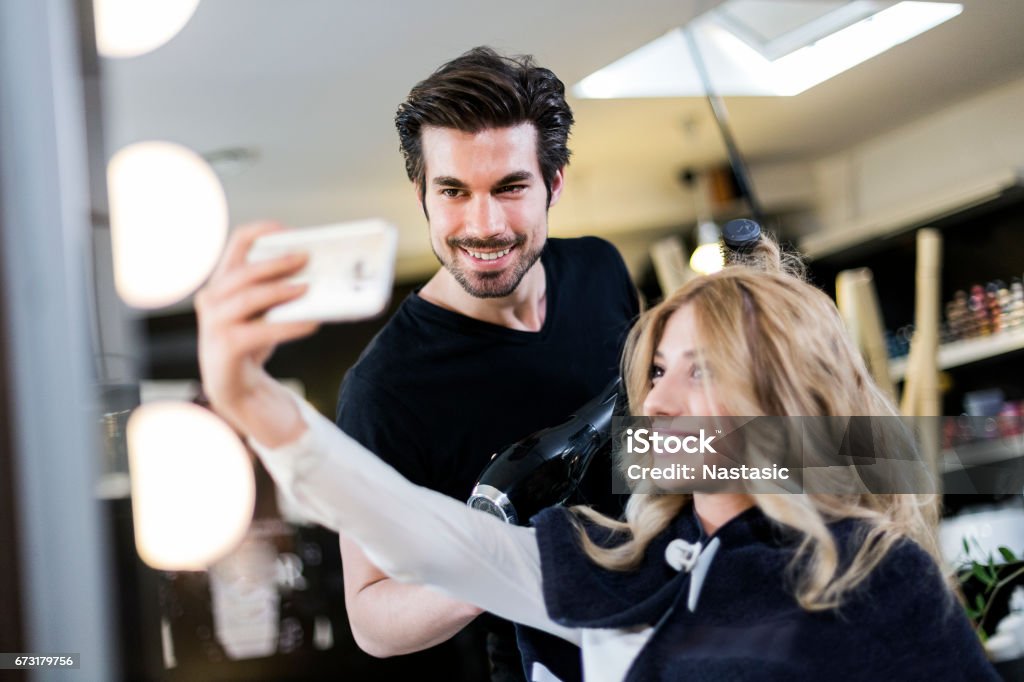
[467,378,621,525]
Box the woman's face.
[641,304,724,418]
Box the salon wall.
[810,74,1024,233]
[560,74,1024,274]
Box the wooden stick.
[905,229,943,471]
[836,269,862,349]
[899,332,921,416]
[853,269,896,400]
[913,229,943,418]
[650,235,690,296]
[836,268,895,400]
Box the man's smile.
[463,245,514,262]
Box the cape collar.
[536,503,785,629]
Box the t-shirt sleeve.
[335,369,433,489]
[577,236,640,320]
[604,239,641,320]
[589,238,641,372]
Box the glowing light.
[689,243,725,275]
[107,141,228,309]
[128,402,255,571]
[689,221,725,275]
[771,2,964,96]
[573,2,963,98]
[94,0,200,58]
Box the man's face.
[419,123,563,298]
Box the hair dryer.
[467,377,622,525]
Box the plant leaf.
[998,546,1018,563]
[972,563,995,587]
[975,593,986,611]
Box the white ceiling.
[101,0,1024,282]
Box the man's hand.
[195,221,320,445]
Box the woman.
[196,224,997,681]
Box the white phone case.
[246,219,398,322]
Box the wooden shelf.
[888,327,1024,381]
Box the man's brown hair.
[395,46,574,204]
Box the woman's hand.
[195,221,320,446]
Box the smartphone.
[246,219,398,323]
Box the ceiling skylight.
[573,1,963,98]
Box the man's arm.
[335,374,482,656]
[339,534,481,657]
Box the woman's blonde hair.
[575,238,942,611]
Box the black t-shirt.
[335,236,639,680]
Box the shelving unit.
[801,168,1023,260]
[942,435,1024,473]
[803,168,1024,415]
[803,168,1024,508]
[942,435,1024,499]
[888,327,1024,382]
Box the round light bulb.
[128,401,255,571]
[107,141,228,309]
[689,242,724,275]
[94,0,201,58]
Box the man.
[333,47,638,681]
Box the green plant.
[959,538,1024,642]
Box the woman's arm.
[250,393,581,645]
[195,223,578,645]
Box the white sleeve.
[248,395,581,646]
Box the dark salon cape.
[521,505,999,681]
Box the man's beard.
[433,234,545,299]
